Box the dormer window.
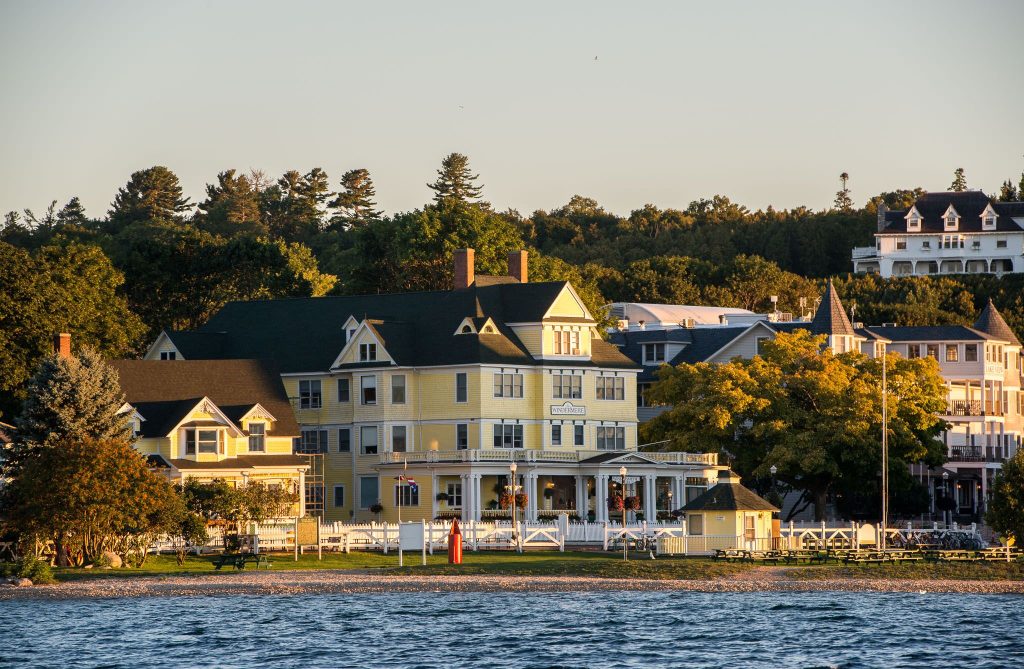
[943,205,960,231]
[553,330,580,355]
[185,428,221,455]
[642,343,665,364]
[981,205,997,231]
[160,351,176,360]
[906,207,922,231]
[461,325,473,334]
[359,343,377,361]
[248,423,266,452]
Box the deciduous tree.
[986,449,1024,544]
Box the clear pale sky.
[2,0,1023,219]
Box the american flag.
[394,474,418,488]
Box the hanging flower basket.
[514,493,528,510]
[624,496,641,511]
[608,493,624,512]
[498,493,513,510]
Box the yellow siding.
[545,286,588,319]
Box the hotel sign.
[550,402,586,416]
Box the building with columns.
[145,249,723,523]
[852,190,1024,277]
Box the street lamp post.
[510,461,518,551]
[942,471,950,527]
[620,466,628,562]
[769,464,778,498]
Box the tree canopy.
[641,330,947,520]
[986,449,1024,545]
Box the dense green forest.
[2,154,1023,418]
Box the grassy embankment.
[50,550,1024,583]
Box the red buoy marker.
[448,518,463,564]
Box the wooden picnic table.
[783,550,826,565]
[213,553,273,570]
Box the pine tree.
[833,172,853,211]
[9,346,132,469]
[949,167,968,192]
[108,166,192,228]
[264,168,332,241]
[427,153,484,204]
[195,169,263,235]
[998,179,1020,202]
[56,197,89,226]
[328,169,381,230]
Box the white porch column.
[574,475,586,517]
[460,474,471,522]
[431,473,440,519]
[298,469,306,517]
[644,474,656,520]
[526,472,539,522]
[595,474,608,523]
[674,476,685,512]
[472,474,483,521]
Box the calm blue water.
[1,591,1021,668]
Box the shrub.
[8,556,55,584]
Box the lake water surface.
[2,590,1021,668]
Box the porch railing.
[379,449,717,465]
[946,400,983,417]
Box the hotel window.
[493,373,524,398]
[744,515,756,542]
[971,239,981,250]
[391,375,406,404]
[359,476,379,509]
[688,514,704,536]
[337,378,350,403]
[926,344,939,359]
[185,428,220,456]
[551,424,562,446]
[553,373,582,399]
[298,380,322,409]
[391,425,407,453]
[360,425,378,455]
[945,345,959,362]
[574,424,585,447]
[359,343,377,361]
[395,484,419,507]
[338,428,351,453]
[908,214,921,231]
[637,383,651,408]
[874,343,885,358]
[983,214,996,230]
[596,426,625,450]
[996,239,1007,248]
[756,337,770,355]
[299,429,327,454]
[553,330,581,355]
[455,373,468,403]
[907,344,921,359]
[447,482,462,507]
[643,343,665,364]
[944,213,959,230]
[360,375,377,405]
[597,376,624,400]
[333,485,345,508]
[493,424,524,449]
[921,241,931,249]
[456,423,468,450]
[248,423,266,452]
[160,351,176,360]
[895,237,907,250]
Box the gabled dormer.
[117,402,146,438]
[144,330,183,360]
[905,206,922,232]
[341,315,360,344]
[330,319,394,368]
[172,397,245,460]
[453,316,499,336]
[980,204,998,231]
[943,204,960,231]
[508,283,597,360]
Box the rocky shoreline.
[2,572,1023,600]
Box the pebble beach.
[3,571,1022,600]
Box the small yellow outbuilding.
[677,470,778,550]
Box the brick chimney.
[54,333,71,359]
[877,202,888,232]
[508,250,528,283]
[454,248,475,290]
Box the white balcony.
[851,246,877,259]
[379,449,718,466]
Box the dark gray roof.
[111,359,300,438]
[973,299,1021,347]
[810,281,855,336]
[863,325,998,342]
[880,191,1024,234]
[169,454,309,470]
[679,471,778,512]
[167,281,636,373]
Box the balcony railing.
[379,449,718,466]
[946,400,983,416]
[948,446,1007,463]
[851,247,878,259]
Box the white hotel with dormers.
[852,191,1024,277]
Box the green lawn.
[50,550,1024,583]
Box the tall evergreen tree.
[195,169,264,236]
[263,168,332,242]
[949,167,968,192]
[328,169,381,230]
[108,166,192,228]
[998,179,1020,202]
[56,197,89,226]
[428,153,484,204]
[8,346,132,469]
[833,172,853,211]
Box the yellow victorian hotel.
[146,250,721,524]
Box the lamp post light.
[510,461,518,550]
[942,471,950,527]
[619,466,628,562]
[769,465,778,496]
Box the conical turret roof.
[973,299,1021,346]
[810,280,856,336]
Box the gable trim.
[329,320,390,370]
